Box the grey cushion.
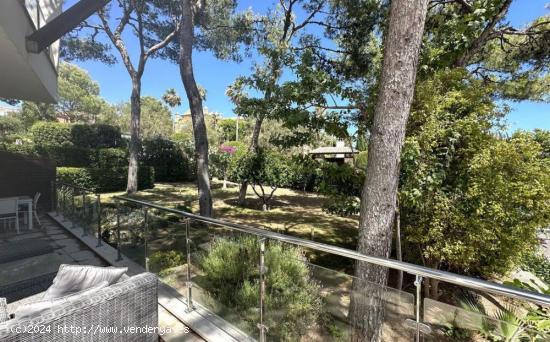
[14,281,108,320]
[43,264,127,300]
[0,298,8,323]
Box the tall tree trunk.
[395,206,403,291]
[126,80,141,194]
[348,0,428,341]
[178,0,213,217]
[238,115,264,206]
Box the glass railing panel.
[116,203,146,268]
[422,296,550,341]
[145,210,187,278]
[186,222,260,338]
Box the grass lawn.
[101,179,360,271]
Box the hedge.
[35,145,92,167]
[141,137,193,182]
[30,122,72,147]
[71,124,121,148]
[57,166,154,192]
[29,122,121,149]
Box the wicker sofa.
[0,272,158,342]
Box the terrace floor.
[0,214,106,301]
[0,214,204,342]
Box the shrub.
[90,148,128,168]
[71,124,121,148]
[57,166,154,192]
[149,250,185,276]
[142,137,192,182]
[318,162,364,197]
[57,167,95,189]
[199,236,323,341]
[36,145,92,166]
[521,252,550,283]
[323,194,360,216]
[30,122,72,147]
[287,155,322,192]
[355,150,368,170]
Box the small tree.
[229,148,289,211]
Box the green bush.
[287,155,322,192]
[30,122,72,147]
[0,143,38,156]
[57,167,95,189]
[521,252,550,283]
[36,145,92,166]
[57,166,154,192]
[355,150,368,170]
[323,194,360,216]
[149,250,185,276]
[71,124,121,148]
[199,236,323,340]
[141,137,192,182]
[90,148,128,168]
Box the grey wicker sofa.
[0,272,158,342]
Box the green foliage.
[229,148,290,209]
[199,236,323,341]
[400,70,550,276]
[56,167,95,189]
[141,137,193,182]
[71,124,121,148]
[30,122,72,147]
[90,148,128,168]
[36,145,92,167]
[323,195,360,217]
[520,253,550,284]
[287,155,322,192]
[355,150,369,171]
[0,115,24,142]
[117,97,174,138]
[56,62,108,123]
[318,162,363,198]
[149,250,185,277]
[57,166,154,192]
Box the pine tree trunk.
[178,0,213,217]
[349,0,428,341]
[126,80,141,194]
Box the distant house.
[309,141,358,164]
[173,107,222,132]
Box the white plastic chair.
[33,192,41,226]
[0,197,19,234]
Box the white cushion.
[43,264,127,300]
[0,298,9,323]
[14,281,108,320]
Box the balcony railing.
[51,182,550,341]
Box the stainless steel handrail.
[114,195,550,307]
[55,181,97,194]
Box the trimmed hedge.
[141,137,193,182]
[30,122,72,147]
[71,124,121,148]
[35,145,92,167]
[57,166,154,192]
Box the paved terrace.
[0,214,203,342]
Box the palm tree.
[162,88,182,108]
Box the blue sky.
[70,0,548,132]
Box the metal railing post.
[96,194,102,247]
[116,205,122,261]
[185,219,194,312]
[81,192,88,237]
[50,181,55,213]
[414,275,423,342]
[258,238,267,342]
[71,187,76,228]
[143,208,149,272]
